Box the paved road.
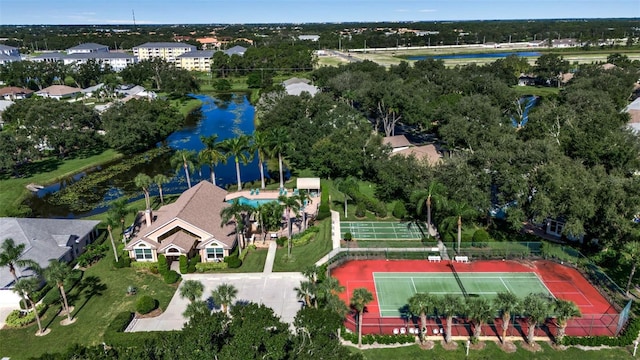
[128,243,304,332]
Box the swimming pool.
[227,196,278,208]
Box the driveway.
[127,272,306,332]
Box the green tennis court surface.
[341,221,426,240]
[374,272,553,317]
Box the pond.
[25,94,265,218]
[407,51,541,61]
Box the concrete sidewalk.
[263,241,277,274]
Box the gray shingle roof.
[134,42,197,50]
[0,218,100,288]
[66,43,109,51]
[31,52,65,60]
[223,46,247,56]
[177,50,214,59]
[65,52,135,60]
[0,45,18,51]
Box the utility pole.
[132,9,136,27]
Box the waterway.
[25,94,263,218]
[407,51,541,61]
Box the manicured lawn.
[273,218,333,272]
[0,149,122,217]
[0,234,177,360]
[353,341,635,360]
[512,86,561,97]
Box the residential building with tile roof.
[0,86,34,100]
[66,43,110,54]
[176,50,214,72]
[133,42,197,62]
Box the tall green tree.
[171,149,196,189]
[0,238,39,307]
[105,216,120,263]
[522,293,552,344]
[13,277,48,336]
[220,135,252,191]
[437,294,463,343]
[553,299,581,344]
[494,291,520,342]
[107,198,131,241]
[44,259,74,324]
[211,283,238,315]
[350,287,373,347]
[622,240,640,296]
[335,176,358,218]
[152,174,170,205]
[180,280,205,303]
[268,127,291,189]
[465,297,493,341]
[251,130,271,189]
[441,201,476,253]
[408,292,434,342]
[295,280,317,308]
[220,199,253,250]
[411,181,446,238]
[278,194,302,257]
[134,173,153,213]
[199,134,228,187]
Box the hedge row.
[346,186,387,218]
[164,270,181,284]
[4,304,47,327]
[342,331,415,345]
[179,255,188,274]
[104,311,175,348]
[131,261,159,273]
[195,262,229,272]
[188,254,200,273]
[292,226,320,246]
[317,181,330,220]
[562,318,640,347]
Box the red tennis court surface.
[331,259,619,339]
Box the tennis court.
[341,221,426,240]
[374,271,552,317]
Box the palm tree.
[0,238,39,308]
[318,276,345,305]
[199,134,228,187]
[279,194,302,258]
[251,130,271,189]
[411,181,446,238]
[13,277,47,336]
[334,176,358,218]
[220,199,253,250]
[268,127,292,190]
[302,264,319,283]
[441,201,476,253]
[465,296,493,341]
[105,216,120,262]
[297,190,312,231]
[350,287,373,347]
[295,280,317,308]
[408,292,434,342]
[152,174,170,205]
[134,173,153,213]
[44,259,74,323]
[220,135,252,191]
[179,280,204,303]
[171,149,196,189]
[107,198,131,240]
[437,293,463,343]
[522,293,552,344]
[183,300,211,319]
[553,299,581,344]
[622,240,640,296]
[493,291,520,342]
[211,283,238,315]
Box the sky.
[1,0,639,25]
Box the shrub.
[4,304,47,327]
[224,255,242,268]
[195,262,229,272]
[188,254,200,273]
[157,255,168,275]
[107,311,134,333]
[562,318,640,347]
[276,237,287,247]
[317,203,330,220]
[373,200,387,218]
[392,201,407,219]
[341,330,415,345]
[179,255,188,274]
[344,232,353,241]
[239,247,250,261]
[472,229,490,243]
[136,295,157,315]
[76,243,109,267]
[131,261,159,273]
[163,270,181,284]
[114,256,131,268]
[355,202,366,218]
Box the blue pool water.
[228,196,278,208]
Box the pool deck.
[224,188,321,219]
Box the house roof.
[36,85,82,97]
[0,218,100,288]
[296,177,321,190]
[0,87,33,96]
[30,52,65,60]
[67,43,109,51]
[283,77,310,86]
[0,45,18,51]
[177,50,214,59]
[383,135,412,149]
[134,42,197,49]
[128,181,235,251]
[601,63,617,70]
[223,45,247,56]
[392,144,442,166]
[624,97,640,113]
[158,231,198,252]
[82,83,104,94]
[65,52,135,60]
[0,100,14,112]
[627,109,640,124]
[0,54,21,62]
[285,83,318,96]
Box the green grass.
[0,234,177,360]
[0,149,123,217]
[512,85,561,97]
[353,341,636,359]
[273,218,332,272]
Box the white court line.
[533,272,556,299]
[411,277,417,293]
[499,277,510,292]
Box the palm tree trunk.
[527,322,536,343]
[235,159,242,191]
[625,263,636,296]
[11,269,29,309]
[344,198,348,218]
[158,185,165,205]
[501,314,510,341]
[287,208,292,258]
[59,284,72,322]
[446,315,453,343]
[420,313,427,342]
[426,197,432,238]
[474,321,483,339]
[357,311,363,347]
[457,216,462,253]
[108,227,119,262]
[259,158,265,189]
[210,162,216,185]
[278,152,284,189]
[183,163,192,189]
[557,322,566,343]
[30,299,44,334]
